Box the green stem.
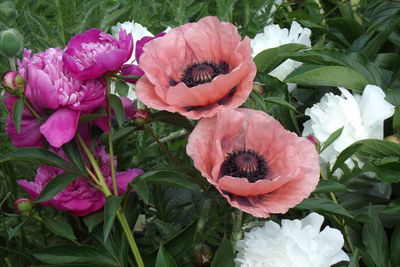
[320,170,355,253]
[231,210,243,248]
[116,211,144,267]
[23,98,41,119]
[106,78,118,195]
[145,125,183,166]
[8,57,16,72]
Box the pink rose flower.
[63,28,133,80]
[136,16,256,120]
[7,48,108,147]
[17,146,143,216]
[186,108,320,218]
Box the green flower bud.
[0,29,23,58]
[15,198,33,216]
[0,1,17,19]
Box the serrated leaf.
[108,94,125,127]
[0,148,73,171]
[35,172,80,203]
[103,195,121,241]
[12,97,24,133]
[254,43,308,73]
[62,139,87,175]
[211,235,234,267]
[295,197,353,218]
[320,127,344,152]
[285,65,368,92]
[42,216,77,241]
[155,244,177,267]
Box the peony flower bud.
[2,71,24,92]
[194,244,213,267]
[0,29,23,57]
[14,198,33,216]
[121,64,144,83]
[133,109,149,127]
[306,135,320,150]
[0,1,17,19]
[252,82,265,95]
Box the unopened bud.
[2,71,24,93]
[194,244,213,267]
[15,198,33,216]
[385,135,400,144]
[306,136,320,151]
[0,29,23,58]
[0,1,17,19]
[252,82,265,95]
[133,109,149,127]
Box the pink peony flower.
[63,28,133,80]
[17,146,143,216]
[8,48,108,148]
[186,108,320,218]
[136,16,256,120]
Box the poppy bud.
[0,1,17,19]
[252,82,265,95]
[0,29,23,58]
[306,135,320,151]
[133,109,149,127]
[15,198,33,216]
[2,71,24,93]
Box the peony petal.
[40,108,80,147]
[116,168,144,194]
[26,67,59,110]
[66,28,102,50]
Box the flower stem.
[76,133,144,266]
[320,170,355,253]
[231,209,243,248]
[116,211,144,267]
[8,57,16,72]
[106,78,118,195]
[144,124,183,166]
[23,98,41,120]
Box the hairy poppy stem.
[231,209,243,248]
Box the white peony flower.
[303,85,395,168]
[235,213,349,267]
[250,21,311,92]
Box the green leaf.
[211,235,234,267]
[35,172,80,203]
[155,244,177,267]
[371,157,400,183]
[0,148,73,171]
[362,206,389,267]
[108,94,125,127]
[32,246,118,266]
[285,65,368,92]
[83,211,104,233]
[348,249,360,267]
[254,43,308,73]
[390,227,400,267]
[320,127,344,153]
[383,198,400,214]
[263,96,298,113]
[103,195,121,242]
[112,126,136,142]
[295,197,353,218]
[115,81,129,97]
[152,111,194,130]
[131,180,149,204]
[12,97,24,133]
[79,109,107,125]
[42,216,77,241]
[330,142,363,175]
[62,139,87,175]
[313,180,351,194]
[130,170,200,191]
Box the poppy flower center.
[180,61,228,88]
[222,149,268,183]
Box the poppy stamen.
[181,61,228,88]
[222,149,268,183]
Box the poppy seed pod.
[0,29,23,57]
[0,1,17,19]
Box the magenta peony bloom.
[10,48,108,147]
[17,146,143,216]
[186,108,319,218]
[63,28,133,80]
[121,64,144,83]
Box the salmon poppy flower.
[186,108,319,217]
[136,16,256,120]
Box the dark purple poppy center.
[180,61,228,88]
[222,149,268,183]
